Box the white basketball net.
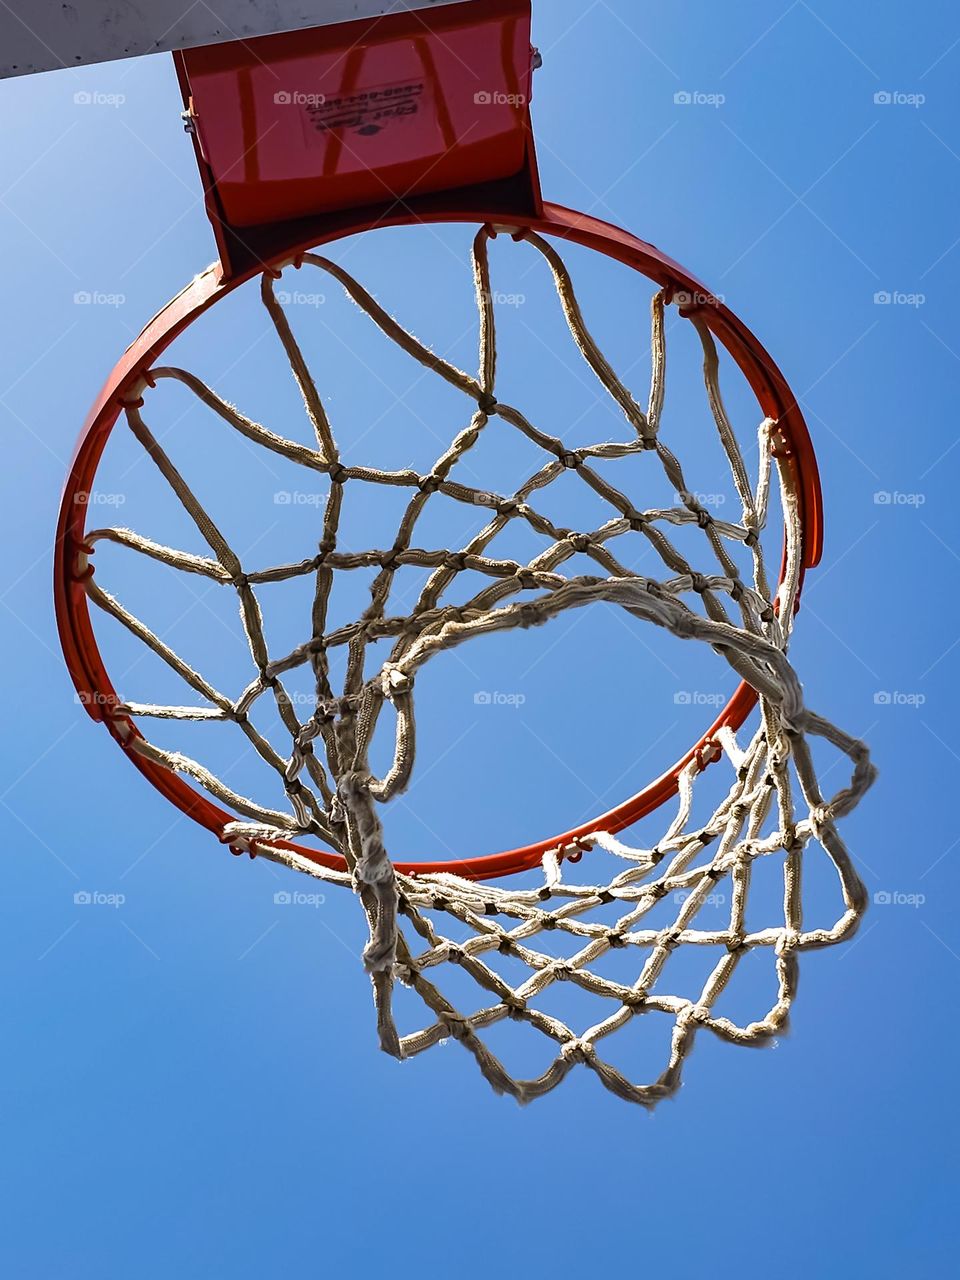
[78,226,875,1105]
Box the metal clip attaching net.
[695,737,723,771]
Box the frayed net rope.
[81,226,874,1105]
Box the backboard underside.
[0,1,476,77]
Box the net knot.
[327,463,348,485]
[777,928,801,955]
[557,448,581,470]
[679,1003,711,1027]
[560,1038,589,1064]
[626,509,648,532]
[438,1011,472,1041]
[504,996,527,1021]
[418,473,442,494]
[693,506,713,529]
[477,393,498,415]
[782,824,803,853]
[809,804,832,836]
[316,697,338,723]
[381,664,412,699]
[568,533,592,553]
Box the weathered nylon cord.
[81,226,874,1105]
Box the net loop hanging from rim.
[79,225,874,1105]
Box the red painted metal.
[55,202,823,882]
[179,0,534,226]
[175,0,542,278]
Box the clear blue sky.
[0,1,957,1275]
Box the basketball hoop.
[55,204,875,1103]
[21,0,877,1105]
